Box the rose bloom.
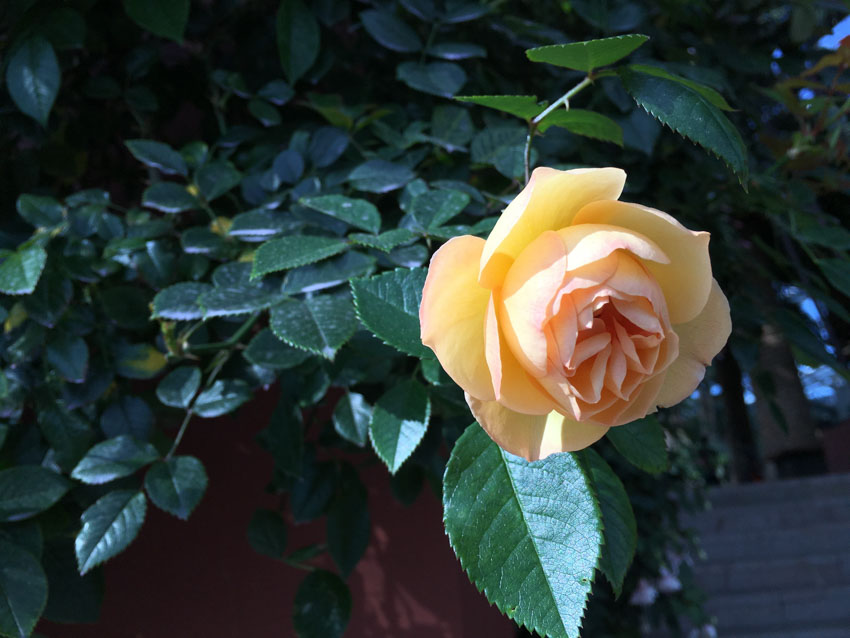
[419,167,731,461]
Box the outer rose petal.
[467,394,609,461]
[479,167,626,289]
[655,280,732,407]
[420,235,495,401]
[556,224,670,271]
[573,200,712,324]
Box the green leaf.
[71,436,160,485]
[75,490,147,575]
[456,95,543,120]
[229,210,292,239]
[258,79,294,106]
[0,245,47,295]
[300,196,381,234]
[265,399,303,478]
[0,539,48,638]
[199,287,282,318]
[817,258,850,298]
[537,109,623,145]
[152,282,213,320]
[100,285,153,330]
[526,34,649,72]
[156,367,201,409]
[40,540,103,624]
[410,189,470,229]
[272,149,305,184]
[581,449,636,597]
[113,342,167,380]
[142,182,200,213]
[123,0,189,42]
[244,329,311,370]
[327,464,369,578]
[249,99,281,127]
[360,9,422,52]
[308,127,349,168]
[46,332,89,383]
[0,466,70,522]
[293,571,351,638]
[332,392,371,447]
[428,42,487,60]
[252,236,349,278]
[282,252,376,295]
[431,105,475,149]
[195,161,242,201]
[396,61,466,98]
[247,509,288,559]
[270,295,358,359]
[618,67,748,182]
[471,126,532,179]
[290,452,335,522]
[369,380,430,474]
[192,379,251,418]
[144,456,208,520]
[605,416,669,473]
[348,229,417,253]
[277,0,320,85]
[350,267,429,357]
[626,64,734,111]
[5,37,60,126]
[38,406,95,471]
[125,139,188,176]
[348,160,414,193]
[16,194,64,227]
[24,265,72,328]
[443,424,602,638]
[100,396,153,441]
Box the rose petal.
[420,235,495,401]
[479,167,626,289]
[655,279,731,407]
[467,394,610,461]
[573,201,712,324]
[556,224,669,271]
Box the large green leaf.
[282,252,375,295]
[293,571,351,638]
[410,189,470,229]
[0,466,70,522]
[537,109,623,145]
[196,161,241,201]
[123,0,189,42]
[360,9,422,52]
[75,490,147,574]
[332,392,371,447]
[456,95,543,120]
[16,195,64,228]
[350,267,429,357]
[125,139,188,176]
[605,416,668,473]
[618,67,748,182]
[0,246,47,295]
[396,62,466,98]
[300,196,381,234]
[368,380,430,474]
[151,282,212,320]
[581,449,636,597]
[0,539,48,638]
[627,64,734,111]
[348,160,414,193]
[156,366,201,409]
[71,436,160,485]
[5,37,60,126]
[443,424,602,638]
[526,34,649,72]
[144,456,208,520]
[243,329,311,370]
[192,379,251,417]
[348,229,417,253]
[277,0,320,85]
[252,236,349,278]
[270,295,358,359]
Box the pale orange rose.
[419,167,731,461]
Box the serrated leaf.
[229,209,293,239]
[125,139,188,176]
[156,367,201,408]
[0,539,48,638]
[327,464,369,578]
[247,509,288,558]
[293,570,351,638]
[252,236,349,278]
[244,328,311,370]
[360,9,422,52]
[152,282,213,320]
[75,490,146,574]
[282,251,375,295]
[192,379,251,417]
[199,287,282,318]
[350,267,429,357]
[606,416,669,473]
[410,189,470,228]
[0,245,47,295]
[581,449,636,597]
[627,64,734,111]
[332,392,371,446]
[142,182,200,213]
[71,436,160,485]
[456,95,543,120]
[396,61,467,98]
[618,67,748,182]
[348,160,414,193]
[144,456,208,520]
[270,295,358,359]
[277,0,320,85]
[0,466,70,522]
[348,229,417,253]
[526,34,649,72]
[196,161,241,201]
[300,196,381,234]
[537,109,623,145]
[443,424,602,638]
[123,0,189,42]
[369,380,430,474]
[6,37,60,126]
[16,194,64,227]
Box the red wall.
[40,387,515,637]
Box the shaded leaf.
[360,9,422,52]
[244,329,311,370]
[277,0,320,84]
[332,392,371,446]
[192,379,251,418]
[0,245,47,295]
[396,61,466,98]
[293,571,351,638]
[125,139,188,176]
[156,367,201,409]
[247,509,288,558]
[71,436,159,485]
[252,236,349,278]
[5,37,60,126]
[0,466,70,522]
[369,380,430,474]
[75,490,146,574]
[537,109,623,145]
[144,456,208,520]
[327,464,369,578]
[457,94,542,120]
[142,182,200,213]
[300,195,381,233]
[606,416,669,473]
[0,539,48,638]
[123,0,189,42]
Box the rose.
[419,167,731,461]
